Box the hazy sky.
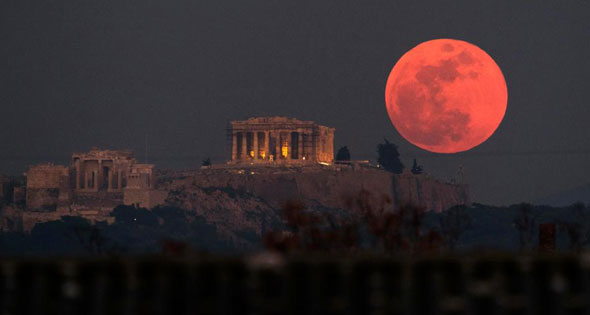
[1,0,589,205]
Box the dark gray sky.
[1,0,589,205]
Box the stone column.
[107,169,112,191]
[305,130,310,159]
[84,168,89,190]
[284,131,290,159]
[75,159,81,190]
[312,130,317,162]
[275,131,281,160]
[253,131,259,160]
[231,132,237,161]
[94,170,98,191]
[117,170,122,191]
[97,160,102,191]
[241,132,247,160]
[298,131,303,160]
[264,131,270,160]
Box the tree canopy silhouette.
[439,205,472,249]
[411,158,423,174]
[377,139,404,174]
[335,146,351,161]
[201,157,212,166]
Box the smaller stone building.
[124,164,168,209]
[23,149,163,215]
[228,117,335,165]
[72,149,136,193]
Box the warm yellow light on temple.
[229,117,335,164]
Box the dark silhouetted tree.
[411,159,423,175]
[263,191,442,255]
[513,203,536,251]
[439,205,472,250]
[111,205,158,227]
[557,202,590,251]
[202,158,212,166]
[377,139,404,174]
[30,216,109,254]
[335,146,351,161]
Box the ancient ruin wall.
[26,164,69,189]
[181,166,469,213]
[315,126,335,164]
[25,164,70,212]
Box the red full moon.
[385,39,507,153]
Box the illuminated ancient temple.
[227,117,335,165]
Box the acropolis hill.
[0,117,470,233]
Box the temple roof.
[72,148,135,160]
[230,116,334,130]
[234,116,312,124]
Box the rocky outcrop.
[165,184,283,248]
[158,165,470,244]
[4,164,469,238]
[166,165,469,213]
[393,172,470,212]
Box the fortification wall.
[25,164,71,212]
[71,192,124,209]
[181,165,469,213]
[26,165,69,189]
[393,173,471,212]
[26,188,60,212]
[124,189,168,209]
[20,206,115,232]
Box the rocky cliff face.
[393,172,470,212]
[0,165,469,250]
[159,165,470,243]
[167,165,468,211]
[164,184,283,248]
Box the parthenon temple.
[228,117,335,165]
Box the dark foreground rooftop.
[0,253,588,315]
